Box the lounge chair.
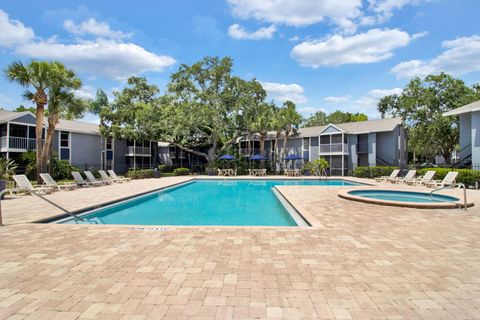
[40,173,76,191]
[84,171,110,185]
[98,170,119,183]
[375,169,400,182]
[392,170,416,184]
[406,170,436,186]
[108,170,131,182]
[71,172,103,187]
[424,171,459,188]
[13,175,54,194]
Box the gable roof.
[443,100,480,116]
[0,109,36,124]
[56,119,100,135]
[295,117,402,138]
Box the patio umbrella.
[218,154,235,168]
[284,154,303,170]
[249,154,265,161]
[218,154,235,160]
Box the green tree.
[14,105,37,114]
[4,60,80,181]
[327,110,368,124]
[378,73,480,163]
[303,110,327,127]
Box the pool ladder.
[430,183,468,210]
[0,188,86,226]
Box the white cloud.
[365,0,425,24]
[291,28,424,68]
[0,9,35,47]
[227,0,362,33]
[16,38,176,79]
[324,95,351,104]
[391,34,480,79]
[349,87,402,117]
[228,24,276,40]
[260,81,307,104]
[64,18,131,40]
[75,85,97,99]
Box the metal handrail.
[0,188,86,226]
[430,182,468,210]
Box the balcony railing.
[319,143,348,154]
[0,136,38,150]
[126,146,151,156]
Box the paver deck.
[0,176,479,319]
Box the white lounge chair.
[40,173,76,191]
[13,175,54,194]
[98,170,118,184]
[406,170,436,186]
[375,169,400,182]
[424,171,459,188]
[108,170,131,182]
[71,172,103,187]
[392,170,416,184]
[84,171,110,185]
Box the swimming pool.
[60,179,362,226]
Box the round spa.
[338,189,472,209]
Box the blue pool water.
[61,179,361,226]
[348,190,459,203]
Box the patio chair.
[248,169,255,176]
[424,171,459,188]
[84,171,110,185]
[405,170,436,186]
[108,170,132,182]
[294,169,301,177]
[98,170,119,183]
[375,169,400,183]
[259,169,267,176]
[12,175,54,194]
[392,170,416,184]
[40,173,76,191]
[71,172,103,187]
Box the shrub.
[173,168,190,176]
[158,164,175,173]
[161,172,175,177]
[126,169,154,179]
[417,168,480,187]
[353,166,399,178]
[53,159,80,180]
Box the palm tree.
[280,101,302,169]
[251,102,274,168]
[270,106,285,173]
[4,61,83,182]
[43,63,82,173]
[5,61,56,181]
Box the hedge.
[417,168,480,187]
[158,164,175,173]
[352,166,399,179]
[173,168,190,176]
[126,169,154,179]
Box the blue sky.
[0,0,479,123]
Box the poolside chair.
[406,170,436,186]
[84,171,111,185]
[40,173,76,191]
[12,175,54,194]
[375,169,400,183]
[392,170,416,184]
[108,170,131,182]
[424,171,459,188]
[71,172,103,187]
[98,170,119,184]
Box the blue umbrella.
[284,154,303,161]
[250,154,265,161]
[219,154,235,160]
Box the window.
[59,131,70,161]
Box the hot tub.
[338,189,472,209]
